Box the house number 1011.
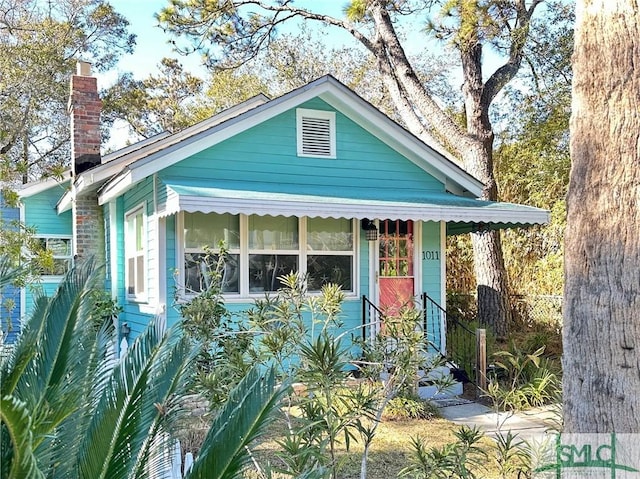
[422,251,440,260]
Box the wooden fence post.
[476,329,487,397]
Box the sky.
[100,0,205,85]
[101,0,353,87]
[100,0,358,148]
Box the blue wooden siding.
[159,99,443,200]
[0,194,21,343]
[21,185,72,236]
[20,185,73,318]
[420,221,444,350]
[104,202,112,293]
[121,100,446,352]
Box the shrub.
[384,394,440,421]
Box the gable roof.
[83,75,483,207]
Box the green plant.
[176,245,259,407]
[491,431,529,479]
[384,394,440,421]
[0,259,284,479]
[400,425,487,479]
[485,343,560,412]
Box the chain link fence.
[447,293,563,330]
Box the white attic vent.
[297,108,336,158]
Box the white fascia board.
[98,76,483,203]
[17,172,71,199]
[98,169,134,205]
[57,162,125,213]
[57,192,72,214]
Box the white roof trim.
[58,94,270,212]
[16,171,71,198]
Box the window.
[184,212,240,293]
[35,237,72,276]
[306,217,353,291]
[249,215,299,293]
[125,205,146,300]
[181,213,356,296]
[297,108,336,158]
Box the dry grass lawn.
[249,415,505,478]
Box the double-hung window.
[125,205,146,300]
[306,217,353,292]
[35,236,73,277]
[248,215,299,293]
[184,212,240,294]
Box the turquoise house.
[13,63,548,354]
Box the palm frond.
[0,294,49,395]
[0,255,24,289]
[131,328,198,478]
[187,366,286,479]
[44,319,118,478]
[77,320,196,479]
[0,395,45,479]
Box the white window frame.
[182,212,242,296]
[296,108,336,159]
[34,235,73,281]
[178,213,357,300]
[125,203,147,302]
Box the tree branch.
[482,0,543,105]
[247,0,378,52]
[369,1,472,156]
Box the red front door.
[378,220,415,318]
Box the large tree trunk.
[461,33,511,338]
[563,0,640,433]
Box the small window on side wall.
[34,237,73,277]
[125,205,146,301]
[297,108,336,158]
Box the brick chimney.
[69,61,105,265]
[69,61,102,175]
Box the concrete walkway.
[433,398,560,439]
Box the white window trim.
[34,235,73,281]
[296,108,336,159]
[125,203,147,303]
[178,213,358,300]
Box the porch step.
[417,380,463,399]
[417,364,465,399]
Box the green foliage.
[0,259,283,479]
[103,59,269,142]
[400,425,487,479]
[485,343,560,412]
[187,367,287,479]
[102,58,204,139]
[176,245,257,407]
[491,431,529,479]
[0,0,135,184]
[384,394,440,421]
